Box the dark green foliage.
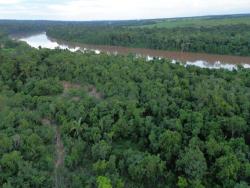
[47,24,250,56]
[0,33,250,188]
[24,78,63,96]
[176,147,207,180]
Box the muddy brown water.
[13,32,250,69]
[60,40,250,65]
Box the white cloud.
[0,0,250,20]
[0,0,22,5]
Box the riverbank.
[13,32,250,70]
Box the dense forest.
[140,14,250,28]
[0,19,156,35]
[0,32,250,188]
[46,24,250,56]
[1,15,250,57]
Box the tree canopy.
[0,26,250,187]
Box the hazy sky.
[0,0,250,21]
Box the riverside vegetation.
[0,31,250,188]
[1,14,250,56]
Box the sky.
[0,0,250,21]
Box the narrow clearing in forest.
[41,81,103,187]
[55,126,64,169]
[54,125,65,188]
[41,118,65,188]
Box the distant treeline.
[1,17,250,56]
[0,19,155,35]
[47,24,250,56]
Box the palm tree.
[70,117,83,138]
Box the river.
[13,32,250,70]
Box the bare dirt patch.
[62,81,81,92]
[41,118,52,125]
[61,81,103,100]
[86,85,103,99]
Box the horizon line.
[0,12,250,22]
